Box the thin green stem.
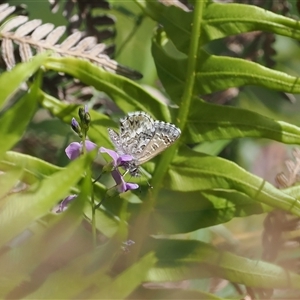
[151,1,205,196]
[127,1,206,266]
[177,3,205,130]
[91,182,97,248]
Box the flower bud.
[71,118,83,137]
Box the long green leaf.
[145,238,300,289]
[137,1,300,52]
[164,147,300,216]
[0,52,49,109]
[95,253,156,299]
[0,67,41,156]
[0,153,91,248]
[149,189,268,234]
[186,98,300,144]
[0,167,23,200]
[152,37,300,100]
[130,287,224,300]
[0,170,91,297]
[43,57,170,122]
[0,151,119,237]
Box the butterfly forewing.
[108,128,124,155]
[119,112,156,158]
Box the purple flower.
[99,147,134,168]
[65,140,97,160]
[100,147,139,191]
[56,194,77,212]
[111,169,139,193]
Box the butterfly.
[108,111,181,176]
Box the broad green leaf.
[202,3,300,46]
[130,287,224,300]
[164,147,300,217]
[43,57,170,122]
[137,1,300,52]
[0,69,40,157]
[193,140,231,156]
[0,153,92,248]
[145,238,300,289]
[0,151,105,196]
[84,204,119,238]
[0,171,90,297]
[0,151,62,185]
[194,51,300,95]
[0,167,23,199]
[95,253,156,299]
[0,151,120,238]
[0,52,49,109]
[148,189,268,234]
[152,36,300,100]
[186,98,300,144]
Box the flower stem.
[91,182,97,248]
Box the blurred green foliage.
[1,1,300,299]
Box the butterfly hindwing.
[137,121,181,164]
[119,112,156,158]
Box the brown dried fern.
[260,148,300,299]
[0,4,142,80]
[275,148,300,188]
[48,0,116,56]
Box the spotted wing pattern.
[107,128,124,155]
[136,121,181,164]
[119,111,156,158]
[108,111,181,175]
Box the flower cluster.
[100,147,138,193]
[57,106,138,212]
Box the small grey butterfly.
[108,111,181,176]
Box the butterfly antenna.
[122,169,129,177]
[139,167,153,189]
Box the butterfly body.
[108,111,181,176]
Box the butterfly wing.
[136,121,181,165]
[108,128,125,155]
[119,111,156,157]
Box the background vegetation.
[1,0,300,299]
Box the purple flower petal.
[100,147,134,167]
[100,147,120,167]
[111,169,139,193]
[57,194,77,212]
[111,169,123,185]
[85,140,97,152]
[66,141,98,160]
[125,182,139,191]
[65,142,81,160]
[118,154,134,165]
